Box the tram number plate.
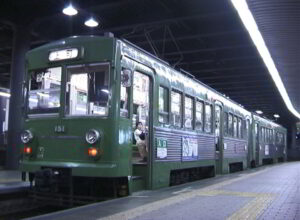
[54,125,65,133]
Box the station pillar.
[6,24,30,169]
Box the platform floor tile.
[27,162,300,220]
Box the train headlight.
[21,130,34,144]
[85,129,100,144]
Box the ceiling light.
[274,114,280,118]
[256,110,263,115]
[231,0,300,119]
[84,18,99,27]
[0,91,10,98]
[63,4,78,16]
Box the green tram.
[252,115,287,166]
[19,35,287,203]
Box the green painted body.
[20,36,287,194]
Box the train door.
[215,104,223,173]
[131,70,152,188]
[255,123,260,165]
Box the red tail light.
[88,147,98,157]
[24,146,32,154]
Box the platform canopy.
[0,0,298,126]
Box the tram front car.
[20,36,131,199]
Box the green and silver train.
[19,35,287,203]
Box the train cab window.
[184,96,193,129]
[66,63,110,116]
[27,67,62,115]
[224,112,228,136]
[238,118,242,138]
[228,114,233,137]
[195,101,204,131]
[158,86,169,124]
[233,116,237,138]
[171,91,182,127]
[204,104,212,133]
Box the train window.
[195,101,203,131]
[133,71,150,127]
[120,84,129,118]
[66,63,110,116]
[184,96,193,129]
[224,112,228,136]
[228,114,233,137]
[233,116,237,138]
[171,91,182,127]
[27,67,62,115]
[238,118,242,139]
[255,123,258,141]
[246,120,250,139]
[158,86,169,123]
[204,104,212,133]
[259,127,263,142]
[262,127,265,143]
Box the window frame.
[158,85,170,124]
[27,66,62,117]
[170,89,183,128]
[64,62,111,118]
[204,102,213,134]
[184,94,194,130]
[195,99,204,132]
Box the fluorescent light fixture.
[101,89,109,94]
[231,0,300,119]
[0,91,10,98]
[84,18,99,27]
[63,4,78,16]
[256,110,263,114]
[274,114,280,118]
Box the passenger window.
[233,116,237,138]
[228,114,233,137]
[204,104,212,133]
[120,84,129,118]
[195,101,204,131]
[245,120,250,139]
[255,123,258,141]
[184,96,193,129]
[224,112,228,136]
[171,91,182,127]
[238,118,242,138]
[158,86,169,123]
[262,128,265,143]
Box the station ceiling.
[0,0,298,126]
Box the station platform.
[0,170,29,194]
[28,162,300,220]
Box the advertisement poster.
[182,137,198,160]
[156,138,167,159]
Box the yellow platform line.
[98,167,274,220]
